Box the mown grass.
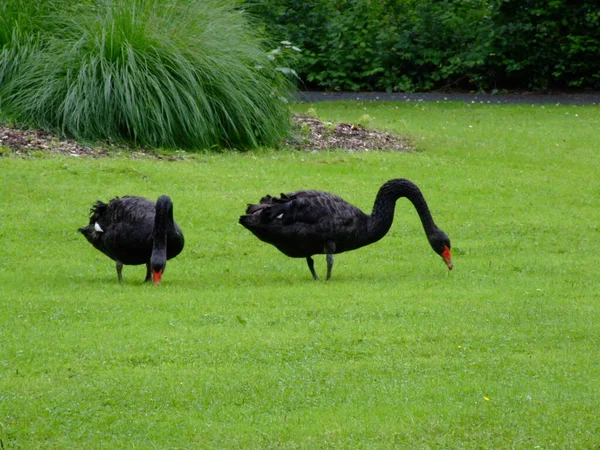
[1,101,599,448]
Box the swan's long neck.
[363,179,438,245]
[153,196,173,244]
[151,196,173,280]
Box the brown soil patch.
[0,127,184,160]
[285,114,412,152]
[0,127,110,158]
[0,114,411,157]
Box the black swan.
[79,195,184,284]
[239,178,453,280]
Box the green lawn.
[1,101,599,448]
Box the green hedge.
[488,0,600,90]
[243,0,600,91]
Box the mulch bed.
[0,114,412,158]
[285,114,412,152]
[0,127,110,158]
[0,127,184,160]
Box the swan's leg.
[116,261,124,283]
[144,262,152,283]
[326,254,334,280]
[306,256,319,280]
[324,242,336,280]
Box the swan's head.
[151,262,165,285]
[150,250,167,285]
[429,229,453,270]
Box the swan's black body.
[239,179,452,280]
[79,195,184,283]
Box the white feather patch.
[94,222,104,232]
[275,213,283,220]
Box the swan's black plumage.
[239,179,453,280]
[79,195,184,283]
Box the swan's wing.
[281,190,363,225]
[242,190,364,229]
[91,221,153,264]
[82,196,155,241]
[240,189,368,256]
[106,196,155,224]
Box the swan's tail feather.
[240,201,293,227]
[245,203,264,215]
[78,225,91,236]
[241,192,297,227]
[259,194,274,204]
[79,200,109,235]
[89,200,108,219]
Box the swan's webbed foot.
[306,256,319,280]
[116,261,124,283]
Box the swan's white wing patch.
[276,213,283,220]
[94,222,104,232]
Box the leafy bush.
[486,0,600,89]
[1,0,293,149]
[244,0,491,92]
[243,0,600,91]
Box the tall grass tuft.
[0,1,46,88]
[0,1,54,47]
[1,0,293,149]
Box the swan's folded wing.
[283,191,363,226]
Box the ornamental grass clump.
[1,0,293,149]
[0,1,46,87]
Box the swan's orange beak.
[152,269,163,285]
[442,246,453,270]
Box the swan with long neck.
[79,195,184,284]
[239,178,452,280]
